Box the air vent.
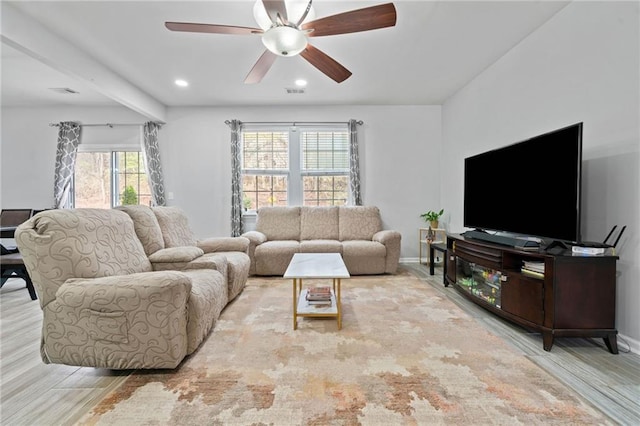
[48,87,79,94]
[285,88,306,94]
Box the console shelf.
[445,234,619,353]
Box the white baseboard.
[618,333,640,355]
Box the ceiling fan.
[165,0,396,84]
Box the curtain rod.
[48,122,157,128]
[224,120,363,127]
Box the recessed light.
[295,79,307,87]
[175,79,189,87]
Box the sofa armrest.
[197,237,249,254]
[148,246,204,263]
[373,230,400,244]
[373,230,402,274]
[240,231,267,275]
[242,231,267,244]
[45,271,192,369]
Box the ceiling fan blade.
[165,22,262,35]
[302,3,397,37]
[244,50,278,84]
[262,0,288,25]
[300,44,352,83]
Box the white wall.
[441,1,640,351]
[161,105,441,259]
[1,106,148,209]
[0,104,441,260]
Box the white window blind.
[241,125,350,210]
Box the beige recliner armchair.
[16,208,228,369]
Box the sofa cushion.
[339,206,382,241]
[255,240,300,275]
[341,240,387,275]
[300,240,342,253]
[256,207,301,241]
[184,252,249,303]
[300,206,339,240]
[153,206,197,248]
[115,205,165,256]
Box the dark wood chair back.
[0,209,33,226]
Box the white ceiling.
[1,0,570,109]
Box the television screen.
[463,123,583,244]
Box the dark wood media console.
[445,234,619,353]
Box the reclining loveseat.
[16,207,249,370]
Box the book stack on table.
[521,261,545,278]
[306,286,332,306]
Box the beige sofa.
[242,206,401,276]
[16,207,249,370]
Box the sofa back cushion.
[153,206,197,248]
[15,209,152,307]
[115,205,165,256]
[256,207,301,241]
[300,206,339,240]
[339,206,382,241]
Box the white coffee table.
[283,253,350,330]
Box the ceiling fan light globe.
[262,26,307,56]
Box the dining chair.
[1,253,37,300]
[1,208,33,250]
[0,209,34,227]
[1,208,37,299]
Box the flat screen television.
[463,122,583,246]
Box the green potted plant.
[243,196,253,211]
[420,209,444,228]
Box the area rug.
[79,269,610,425]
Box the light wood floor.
[2,265,639,425]
[406,262,640,426]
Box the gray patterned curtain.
[230,119,243,236]
[53,121,81,209]
[348,119,362,206]
[142,122,166,206]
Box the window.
[301,130,349,206]
[241,125,350,210]
[73,150,151,208]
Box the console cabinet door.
[501,274,544,325]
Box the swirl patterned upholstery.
[15,208,232,370]
[242,206,401,276]
[116,205,250,302]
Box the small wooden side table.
[429,242,448,286]
[418,227,446,265]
